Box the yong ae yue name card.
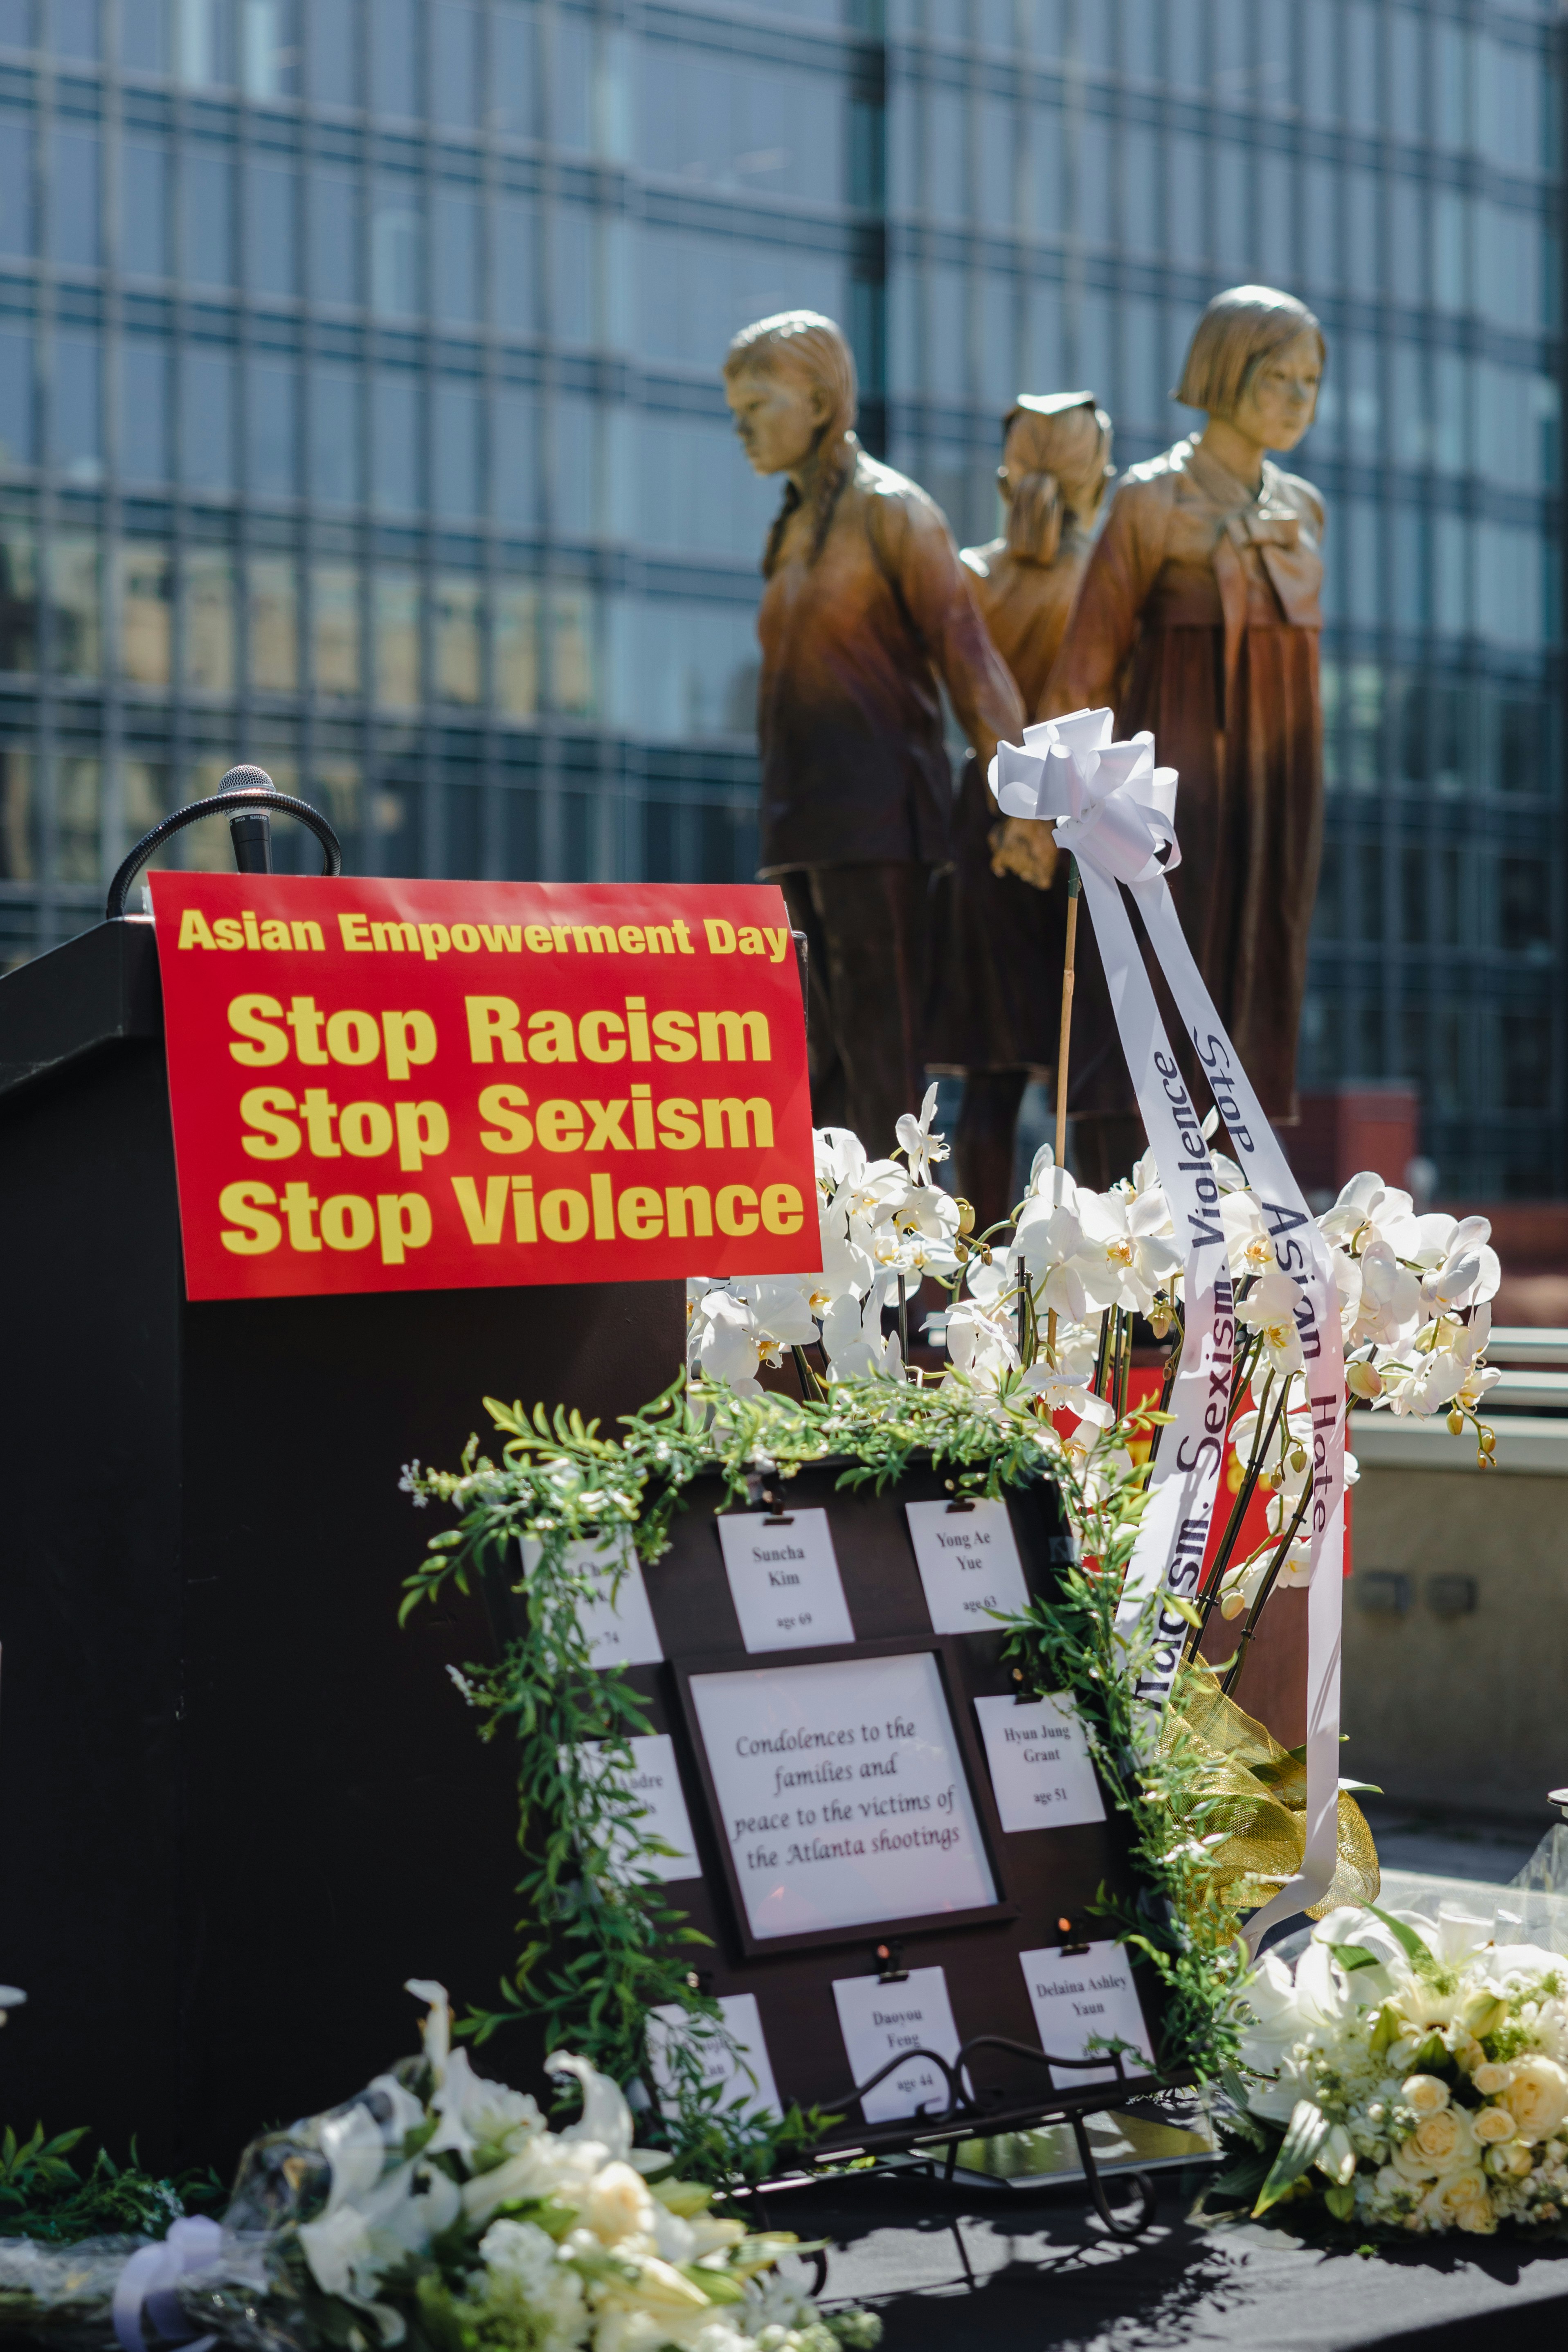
[149,877,814,1301]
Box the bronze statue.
[927,392,1114,1228]
[1041,286,1327,1184]
[723,311,1023,1153]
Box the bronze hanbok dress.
[926,520,1091,1077]
[1042,437,1325,1125]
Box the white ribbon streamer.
[112,2216,223,2352]
[989,711,1346,1949]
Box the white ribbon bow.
[988,705,1181,886]
[112,2216,223,2352]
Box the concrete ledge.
[1352,1412,1568,1475]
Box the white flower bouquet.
[0,1983,878,2352]
[1213,1904,1568,2237]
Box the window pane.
[309,165,358,304]
[312,562,360,698]
[548,586,595,716]
[121,338,168,481]
[433,378,479,518]
[56,758,100,883]
[52,126,99,267]
[121,134,168,274]
[434,576,481,704]
[121,1,169,72]
[245,156,296,295]
[118,542,171,685]
[182,145,233,286]
[492,4,537,138]
[50,534,99,677]
[182,347,234,491]
[493,195,535,332]
[185,549,234,692]
[124,763,171,869]
[433,185,479,323]
[56,327,102,484]
[0,322,32,468]
[494,385,538,525]
[433,0,479,127]
[373,369,419,513]
[54,0,99,58]
[371,174,422,315]
[307,0,354,104]
[249,355,297,496]
[0,110,31,254]
[0,519,36,673]
[0,747,34,882]
[248,554,298,692]
[309,363,358,504]
[241,0,297,99]
[375,567,420,709]
[0,0,27,47]
[371,0,417,118]
[495,579,538,715]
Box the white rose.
[584,2160,657,2245]
[1472,2060,1512,2097]
[1501,2056,1568,2144]
[1402,2074,1450,2116]
[1413,2106,1476,2171]
[1472,2104,1516,2145]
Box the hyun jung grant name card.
[686,1649,998,1941]
[715,1506,854,1652]
[831,1966,960,2126]
[903,1499,1030,1634]
[972,1693,1106,1832]
[1019,1940,1154,2089]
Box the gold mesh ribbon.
[1159,1662,1380,1924]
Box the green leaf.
[1324,2181,1356,2222]
[1365,1904,1444,1983]
[1252,2099,1330,2216]
[1325,1942,1384,1973]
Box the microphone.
[219,764,276,874]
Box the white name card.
[578,1733,699,1882]
[523,1533,663,1668]
[715,1507,854,1653]
[1019,1940,1154,2089]
[688,1649,998,1941]
[646,1992,781,2122]
[832,1966,959,2126]
[972,1693,1105,1832]
[904,1499,1030,1634]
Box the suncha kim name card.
[903,1498,1030,1634]
[715,1506,854,1652]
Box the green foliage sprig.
[0,2123,220,2243]
[403,1371,1241,2181]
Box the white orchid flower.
[687,1290,763,1394]
[729,1277,818,1357]
[1117,1152,1176,1237]
[1021,1359,1116,1430]
[895,1082,949,1186]
[820,1291,904,1382]
[1012,1195,1093,1323]
[1219,1189,1278,1284]
[1197,1107,1248,1192]
[1399,1213,1503,1313]
[1319,1170,1416,1254]
[964,1252,1013,1310]
[1345,1237,1422,1349]
[1076,1186,1184,1314]
[1026,1143,1081,1215]
[1238,1265,1305,1375]
[943,1300,1021,1389]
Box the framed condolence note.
[675,1639,1012,1956]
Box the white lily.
[895,1082,949,1186]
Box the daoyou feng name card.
[149,875,813,1301]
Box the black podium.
[0,918,683,2174]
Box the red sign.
[150,876,817,1303]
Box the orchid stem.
[1219,1484,1314,1700]
[1143,1300,1186,1479]
[1053,858,1080,1171]
[897,1273,909,1365]
[791,1345,826,1405]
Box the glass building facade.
[0,0,1560,1195]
